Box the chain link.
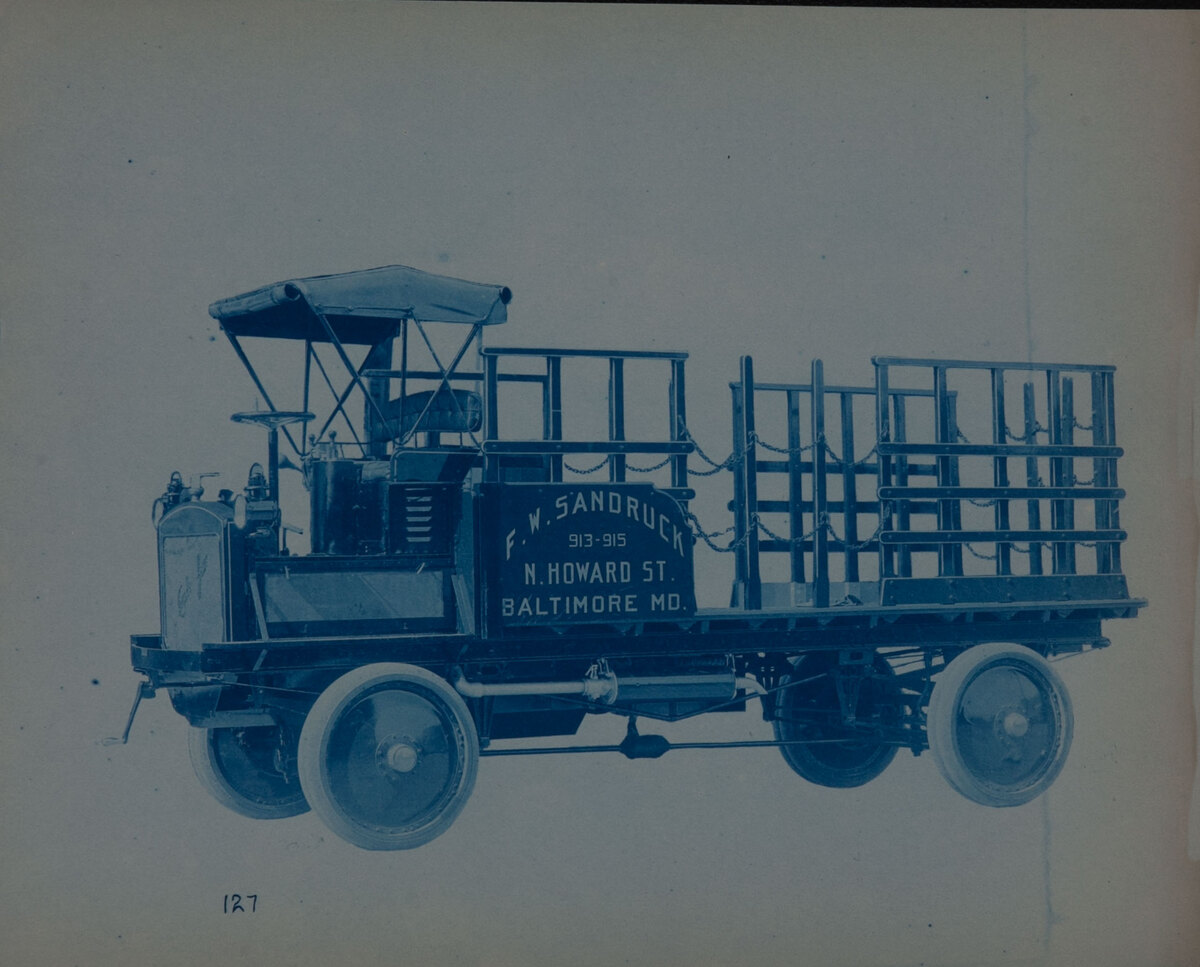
[964,543,999,561]
[823,511,891,551]
[563,456,610,475]
[626,456,673,473]
[820,439,878,470]
[847,443,879,469]
[681,426,737,471]
[968,537,1099,557]
[755,435,817,457]
[1005,422,1048,443]
[555,423,858,482]
[687,461,729,478]
[678,507,747,553]
[756,514,824,547]
[679,423,879,478]
[746,505,891,553]
[679,425,820,477]
[957,542,1041,555]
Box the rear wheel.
[927,643,1073,807]
[298,663,479,850]
[774,651,898,788]
[188,725,309,820]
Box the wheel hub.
[1001,710,1030,738]
[378,736,421,774]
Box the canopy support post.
[223,332,302,456]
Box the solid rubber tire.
[774,651,898,788]
[298,663,479,850]
[927,642,1073,807]
[188,725,309,820]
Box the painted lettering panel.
[489,484,696,625]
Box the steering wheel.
[230,411,314,429]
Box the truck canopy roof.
[209,264,512,345]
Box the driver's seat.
[379,387,482,442]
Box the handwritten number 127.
[223,894,257,913]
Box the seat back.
[382,388,483,439]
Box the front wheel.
[926,643,1073,807]
[188,725,309,820]
[298,663,479,850]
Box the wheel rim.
[191,726,309,819]
[775,653,898,787]
[299,663,479,849]
[782,668,887,769]
[325,684,467,833]
[927,643,1073,807]
[954,660,1065,793]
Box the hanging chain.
[687,461,730,478]
[557,423,860,481]
[820,438,878,469]
[755,435,817,457]
[823,509,891,551]
[626,456,673,473]
[679,425,822,477]
[744,504,893,553]
[678,506,747,553]
[964,543,999,561]
[756,514,824,547]
[681,426,739,471]
[564,456,610,475]
[1005,422,1048,443]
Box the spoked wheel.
[773,651,898,788]
[188,725,310,820]
[927,643,1073,807]
[298,663,479,850]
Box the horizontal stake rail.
[482,440,692,455]
[482,346,688,361]
[755,499,882,515]
[362,368,484,381]
[735,382,938,398]
[879,485,1126,500]
[880,529,1126,545]
[872,356,1116,374]
[878,442,1123,459]
[758,540,883,554]
[753,459,882,475]
[753,460,939,477]
[364,368,549,386]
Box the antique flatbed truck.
[120,264,1143,849]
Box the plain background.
[1,4,1197,966]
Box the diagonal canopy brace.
[398,320,484,449]
[298,292,393,434]
[224,332,304,457]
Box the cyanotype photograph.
[1,4,1197,966]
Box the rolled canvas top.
[209,264,512,344]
